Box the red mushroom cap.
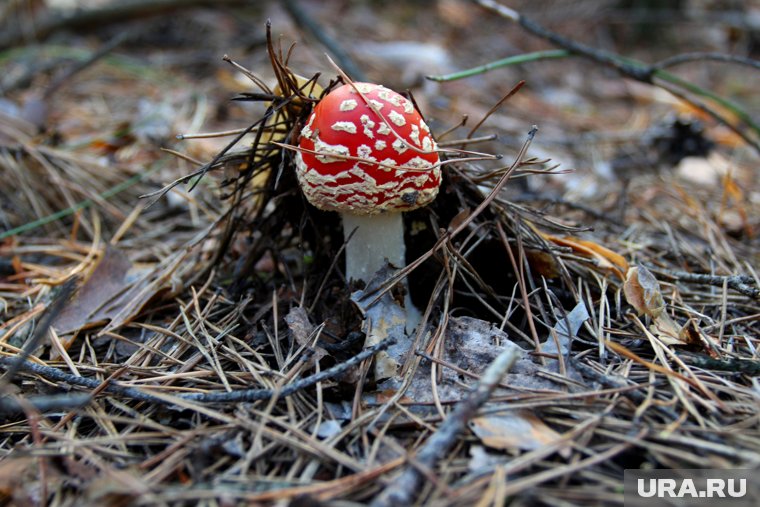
[295,82,441,215]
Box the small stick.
[0,393,91,416]
[369,345,520,507]
[0,335,398,405]
[647,266,759,299]
[653,52,760,72]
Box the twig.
[648,266,759,299]
[676,352,760,375]
[181,335,397,402]
[653,52,760,72]
[0,393,91,415]
[369,345,520,507]
[0,335,398,405]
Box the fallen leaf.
[540,232,629,279]
[624,266,665,319]
[52,246,134,335]
[541,301,589,355]
[285,307,316,347]
[285,306,326,364]
[469,411,570,458]
[526,248,560,279]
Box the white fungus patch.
[377,88,403,107]
[379,158,399,171]
[360,114,376,139]
[374,140,387,151]
[339,99,358,111]
[388,110,406,127]
[392,138,408,154]
[377,123,391,136]
[405,156,435,169]
[409,124,421,146]
[356,144,374,159]
[369,100,384,111]
[402,99,414,114]
[300,113,316,139]
[354,83,375,94]
[312,137,351,163]
[331,121,357,134]
[422,137,433,152]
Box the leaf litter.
[1,2,760,506]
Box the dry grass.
[1,2,760,506]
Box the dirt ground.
[1,1,759,506]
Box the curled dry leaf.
[624,266,690,346]
[52,246,135,335]
[540,232,629,280]
[624,265,665,319]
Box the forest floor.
[1,1,759,505]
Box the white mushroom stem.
[341,212,405,284]
[341,212,421,333]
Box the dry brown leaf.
[623,266,665,319]
[541,232,629,279]
[52,245,134,335]
[650,312,686,346]
[469,410,570,458]
[526,248,560,279]
[99,247,194,334]
[285,306,327,364]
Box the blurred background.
[1,0,758,239]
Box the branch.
[0,335,398,406]
[0,393,91,415]
[648,266,759,299]
[653,52,760,72]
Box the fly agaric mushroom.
[295,82,441,286]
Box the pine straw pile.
[2,34,760,507]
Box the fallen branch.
[0,393,91,415]
[0,335,398,407]
[649,266,760,299]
